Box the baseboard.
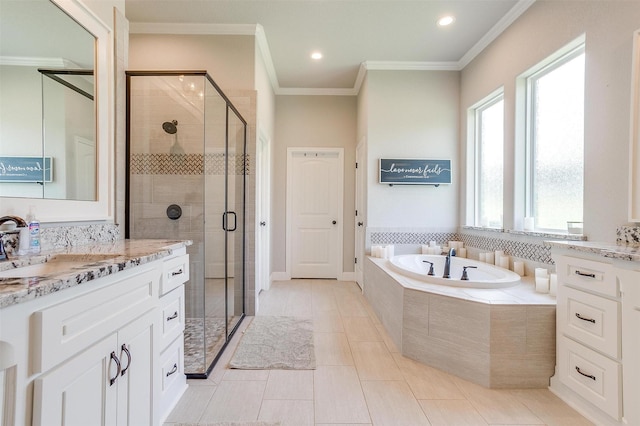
[340,272,356,281]
[270,271,290,281]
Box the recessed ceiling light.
[311,51,323,60]
[437,15,455,27]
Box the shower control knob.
[166,204,182,220]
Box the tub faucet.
[0,216,28,261]
[442,248,456,278]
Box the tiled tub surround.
[0,238,190,308]
[364,256,556,389]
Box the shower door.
[126,71,246,378]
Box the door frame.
[286,147,344,280]
[256,128,272,296]
[354,137,367,288]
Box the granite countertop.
[545,240,640,262]
[0,239,191,309]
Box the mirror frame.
[2,0,113,223]
[630,29,640,222]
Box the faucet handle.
[461,265,477,281]
[422,260,435,276]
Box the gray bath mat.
[229,316,316,369]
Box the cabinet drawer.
[557,256,617,297]
[159,334,187,421]
[559,337,621,420]
[160,286,185,349]
[161,254,189,295]
[33,267,159,373]
[559,287,620,358]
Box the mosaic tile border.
[130,153,250,176]
[371,230,553,264]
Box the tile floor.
[163,279,593,426]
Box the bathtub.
[387,254,521,288]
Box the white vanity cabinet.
[30,264,160,426]
[0,247,189,426]
[551,250,640,426]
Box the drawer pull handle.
[171,268,183,276]
[166,363,178,377]
[167,311,179,321]
[575,313,596,323]
[575,270,596,278]
[109,351,121,386]
[575,366,596,381]
[120,344,132,377]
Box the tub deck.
[364,256,556,389]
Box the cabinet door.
[33,334,119,426]
[619,269,640,425]
[116,310,156,426]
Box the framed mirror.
[630,29,640,222]
[0,0,113,222]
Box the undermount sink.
[0,254,121,279]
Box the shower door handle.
[222,211,237,232]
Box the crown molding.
[364,61,460,71]
[127,0,535,96]
[458,0,536,69]
[0,56,68,67]
[277,87,357,96]
[129,22,258,35]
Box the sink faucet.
[0,216,28,261]
[442,247,456,278]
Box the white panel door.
[288,149,343,278]
[355,139,366,288]
[256,132,272,294]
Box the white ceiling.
[126,0,533,94]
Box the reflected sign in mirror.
[0,0,96,201]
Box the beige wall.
[129,34,255,92]
[460,0,640,241]
[364,70,461,229]
[273,95,358,274]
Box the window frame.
[471,90,505,228]
[524,43,586,232]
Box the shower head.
[162,120,178,134]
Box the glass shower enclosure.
[125,71,246,378]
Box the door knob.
[260,221,266,226]
[332,220,337,225]
[358,222,363,226]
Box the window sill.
[462,226,588,241]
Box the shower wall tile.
[152,175,204,204]
[129,174,153,203]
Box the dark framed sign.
[379,158,451,185]
[0,156,53,182]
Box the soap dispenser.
[26,206,41,254]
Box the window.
[474,94,504,228]
[526,46,585,231]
